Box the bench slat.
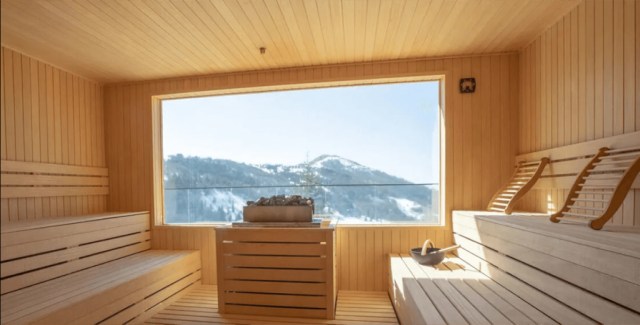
[0,211,201,325]
[455,234,640,324]
[402,256,491,325]
[1,231,151,277]
[454,246,595,325]
[1,173,109,186]
[2,220,149,261]
[396,255,467,325]
[1,212,149,247]
[1,211,152,295]
[453,213,640,312]
[3,251,170,314]
[1,186,109,198]
[2,251,200,324]
[97,270,201,325]
[0,160,108,176]
[388,254,446,325]
[1,241,151,295]
[463,278,538,325]
[46,255,199,323]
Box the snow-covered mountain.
[164,154,438,223]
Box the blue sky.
[163,81,440,184]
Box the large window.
[162,81,441,224]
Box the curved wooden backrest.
[550,146,640,230]
[487,158,549,214]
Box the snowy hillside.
[164,154,438,224]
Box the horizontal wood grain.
[223,255,325,269]
[455,234,639,322]
[1,160,108,176]
[218,227,329,242]
[1,173,108,187]
[216,227,335,318]
[222,242,326,256]
[225,292,327,309]
[393,210,640,324]
[453,212,640,311]
[1,186,109,199]
[141,285,399,324]
[153,225,450,292]
[0,209,202,325]
[224,280,326,296]
[105,54,519,267]
[1,250,201,325]
[0,211,150,294]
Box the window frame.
[151,75,446,227]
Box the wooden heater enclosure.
[215,227,336,319]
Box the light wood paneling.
[1,0,577,83]
[152,226,217,286]
[336,226,449,292]
[0,47,106,222]
[216,227,335,319]
[150,225,449,291]
[142,285,398,325]
[105,53,519,227]
[453,211,640,314]
[0,210,203,325]
[0,212,150,294]
[517,0,640,226]
[107,53,519,290]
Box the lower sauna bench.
[0,212,202,325]
[389,211,640,325]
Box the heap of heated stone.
[247,195,314,207]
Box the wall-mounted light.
[459,78,476,93]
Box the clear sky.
[163,81,440,184]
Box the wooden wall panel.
[335,226,449,291]
[104,53,519,224]
[517,0,640,226]
[151,225,449,291]
[152,226,216,285]
[0,46,107,222]
[104,53,519,290]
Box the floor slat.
[142,285,398,325]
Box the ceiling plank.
[1,0,580,82]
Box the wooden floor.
[143,285,399,325]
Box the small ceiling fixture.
[259,47,266,54]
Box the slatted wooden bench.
[0,212,201,325]
[389,211,640,325]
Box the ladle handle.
[420,239,434,256]
[432,244,460,255]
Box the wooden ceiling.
[1,0,579,83]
